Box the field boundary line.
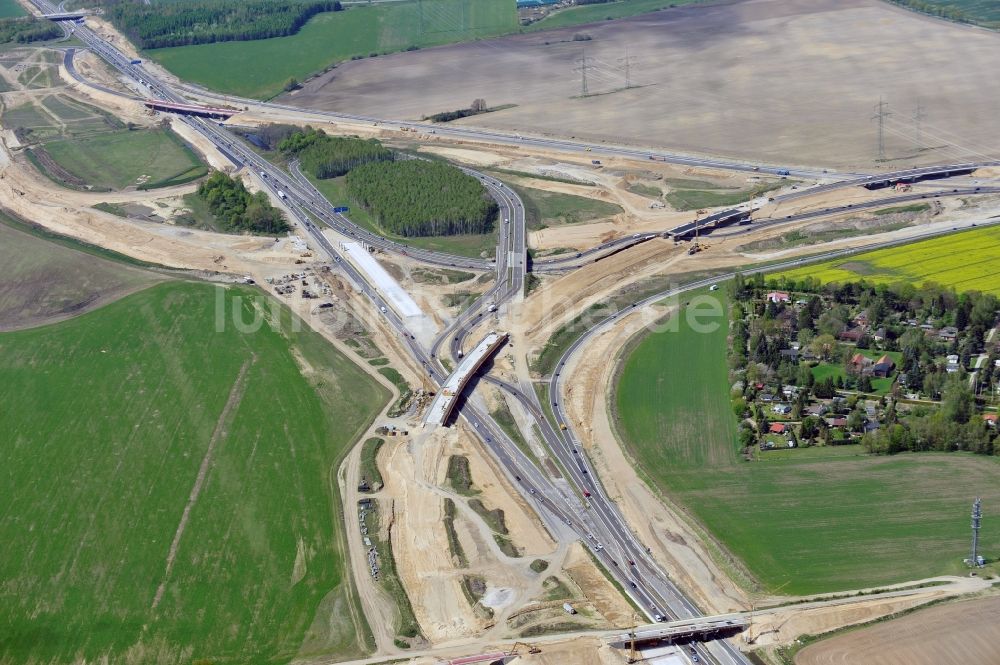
[151,356,253,610]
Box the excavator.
[508,641,542,656]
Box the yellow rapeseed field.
[774,225,1000,294]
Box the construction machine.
[508,641,542,656]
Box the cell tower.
[872,97,892,162]
[970,497,983,567]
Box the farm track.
[151,356,253,610]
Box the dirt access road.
[284,0,1000,170]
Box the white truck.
[277,190,287,200]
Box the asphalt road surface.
[31,6,1000,663]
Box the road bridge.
[425,331,508,427]
[862,165,978,190]
[41,12,85,20]
[144,100,235,120]
[609,617,748,647]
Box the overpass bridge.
[41,12,86,20]
[144,100,236,120]
[425,331,508,427]
[609,616,748,647]
[669,208,754,240]
[861,164,979,190]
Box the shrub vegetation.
[196,171,289,234]
[0,17,62,44]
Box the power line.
[912,102,926,151]
[575,48,590,96]
[872,97,892,162]
[619,47,637,89]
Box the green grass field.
[615,289,1000,594]
[512,183,623,230]
[0,0,27,18]
[0,281,389,663]
[2,93,123,144]
[773,225,1000,295]
[39,128,207,191]
[0,212,161,330]
[525,0,704,30]
[665,181,784,211]
[149,0,518,99]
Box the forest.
[346,160,497,237]
[103,0,342,49]
[279,128,393,179]
[196,171,289,234]
[0,18,62,44]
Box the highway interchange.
[30,4,1000,663]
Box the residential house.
[779,348,800,361]
[853,310,869,328]
[873,327,887,343]
[768,423,788,434]
[848,352,873,373]
[825,416,847,428]
[946,354,961,373]
[766,291,791,304]
[938,326,959,342]
[772,404,792,415]
[839,327,865,343]
[759,392,776,402]
[984,414,998,427]
[806,404,829,417]
[782,385,799,398]
[871,354,895,378]
[777,308,798,332]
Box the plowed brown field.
[795,595,1000,665]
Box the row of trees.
[0,18,62,44]
[425,98,490,123]
[104,0,342,49]
[345,160,497,237]
[197,171,289,235]
[886,0,999,29]
[279,128,394,179]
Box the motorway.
[43,9,744,659]
[32,6,1000,664]
[57,45,1000,276]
